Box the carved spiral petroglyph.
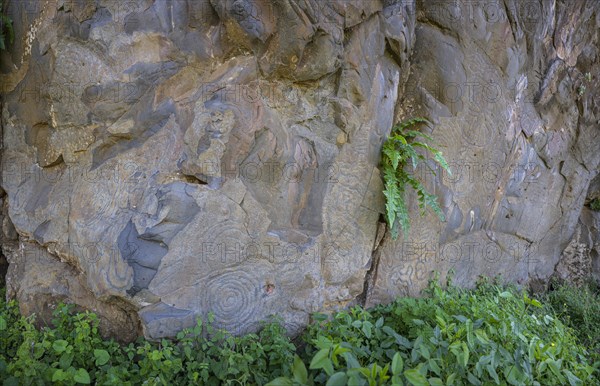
[203,270,261,330]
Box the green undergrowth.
[1,278,598,385]
[544,279,600,356]
[0,1,13,51]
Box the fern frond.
[402,143,424,170]
[410,144,451,177]
[389,134,408,146]
[424,190,445,221]
[380,117,451,239]
[402,130,434,142]
[433,151,451,175]
[383,167,400,228]
[393,117,431,132]
[382,144,401,170]
[410,141,433,152]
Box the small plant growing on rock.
[381,118,450,239]
[0,1,13,51]
[590,198,600,211]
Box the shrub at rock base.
[1,279,598,385]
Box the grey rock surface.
[365,0,600,305]
[0,0,598,339]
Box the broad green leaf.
[392,352,404,375]
[467,372,482,385]
[310,348,334,375]
[429,359,441,376]
[73,368,91,384]
[449,341,462,359]
[564,369,583,386]
[348,374,364,386]
[52,369,67,382]
[428,378,444,386]
[486,364,500,384]
[404,368,428,386]
[310,348,330,369]
[59,352,74,369]
[93,349,110,366]
[326,372,348,386]
[382,326,412,348]
[530,299,542,308]
[446,372,457,385]
[466,319,474,347]
[266,377,294,386]
[528,338,538,360]
[546,359,563,379]
[293,354,308,384]
[475,330,491,345]
[52,339,69,353]
[505,366,526,385]
[391,374,405,386]
[342,352,361,369]
[462,342,470,367]
[362,323,372,339]
[333,345,350,357]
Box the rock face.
[0,0,599,340]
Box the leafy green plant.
[1,280,598,385]
[590,198,600,211]
[545,280,600,357]
[268,277,598,386]
[381,118,451,239]
[0,1,14,51]
[0,286,296,385]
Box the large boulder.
[365,0,600,304]
[0,0,598,340]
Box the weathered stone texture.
[0,0,598,339]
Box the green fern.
[0,1,14,51]
[381,118,451,239]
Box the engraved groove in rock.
[325,157,374,239]
[78,178,122,227]
[388,264,413,297]
[199,220,251,265]
[202,270,261,330]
